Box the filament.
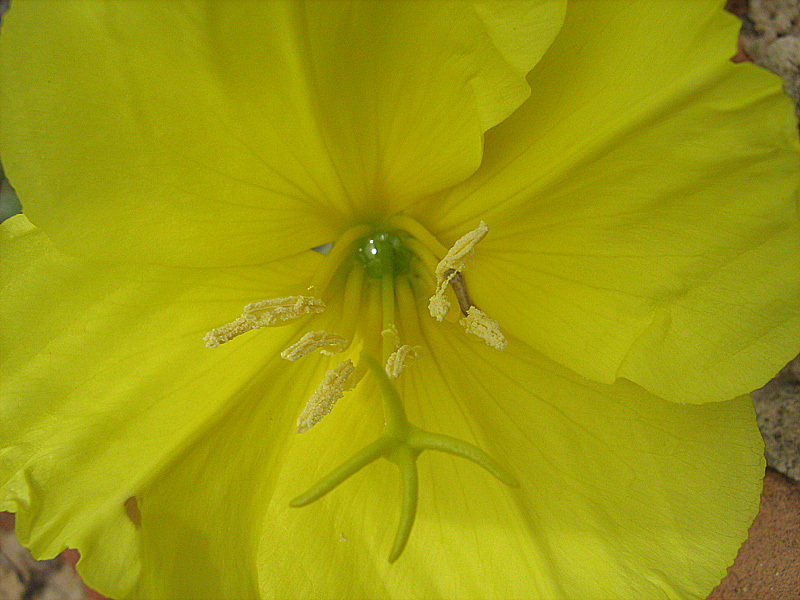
[309,224,372,295]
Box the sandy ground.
[709,470,800,599]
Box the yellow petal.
[0,215,319,598]
[137,354,330,600]
[247,318,763,599]
[4,214,762,597]
[408,0,800,402]
[0,0,565,267]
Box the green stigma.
[290,352,518,563]
[357,232,412,278]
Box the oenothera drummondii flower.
[1,1,799,598]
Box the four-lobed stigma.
[200,216,512,561]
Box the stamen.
[385,344,420,379]
[403,237,440,278]
[387,214,449,256]
[308,225,372,294]
[460,306,507,350]
[204,296,324,348]
[381,323,399,350]
[435,220,488,280]
[396,277,424,344]
[338,265,365,344]
[296,360,355,434]
[203,317,260,349]
[243,296,325,322]
[428,221,488,321]
[281,331,349,361]
[427,287,451,322]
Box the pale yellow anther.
[204,296,325,348]
[242,296,325,322]
[427,286,452,322]
[203,317,259,349]
[459,306,507,350]
[385,344,420,379]
[428,221,488,320]
[296,360,355,434]
[435,221,488,279]
[381,323,400,348]
[281,331,349,361]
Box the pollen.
[460,306,507,350]
[243,296,325,322]
[385,344,420,379]
[427,290,451,322]
[281,331,349,361]
[204,296,325,348]
[296,359,355,434]
[435,220,488,280]
[429,221,488,320]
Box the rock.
[734,0,800,115]
[753,356,800,481]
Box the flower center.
[202,215,512,561]
[356,231,412,279]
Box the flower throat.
[201,216,512,561]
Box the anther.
[204,296,325,348]
[427,290,451,322]
[460,307,507,350]
[296,360,355,434]
[281,331,349,361]
[386,344,420,379]
[243,296,325,322]
[428,221,488,321]
[381,323,399,348]
[435,221,488,280]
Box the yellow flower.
[1,1,799,599]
